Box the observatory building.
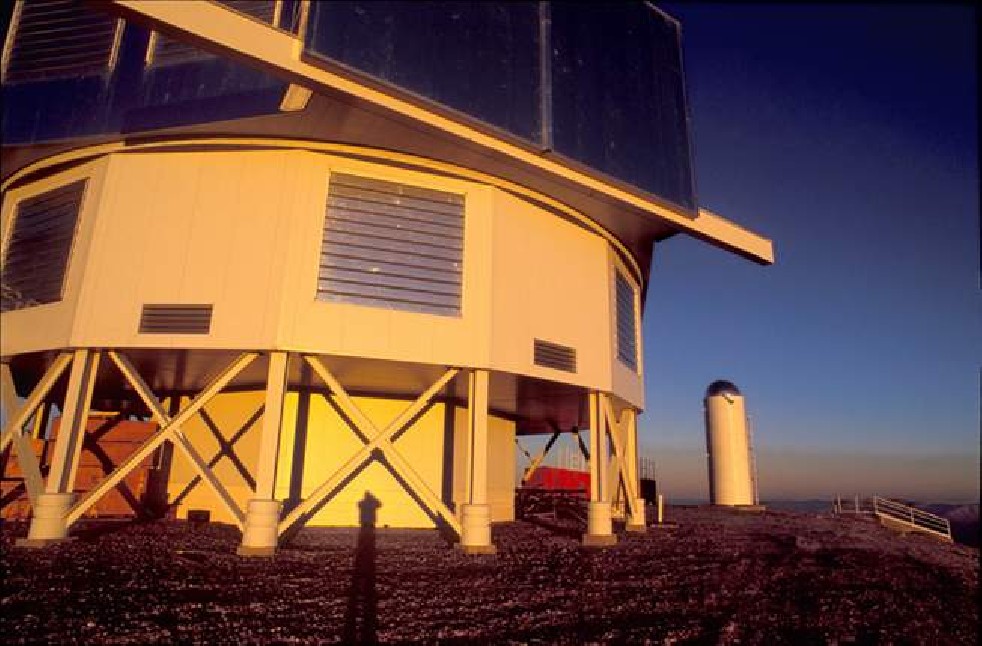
[704,380,758,507]
[1,1,772,555]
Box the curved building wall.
[1,145,644,407]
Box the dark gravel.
[2,507,978,644]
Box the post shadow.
[343,491,381,644]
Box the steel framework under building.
[0,0,772,556]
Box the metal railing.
[871,496,952,541]
[833,493,874,515]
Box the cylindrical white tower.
[704,380,755,506]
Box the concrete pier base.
[582,501,617,547]
[17,493,74,548]
[237,499,281,557]
[459,504,496,554]
[626,498,647,532]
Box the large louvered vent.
[615,271,638,371]
[318,173,465,317]
[1,180,86,313]
[2,0,121,84]
[534,339,577,373]
[149,1,277,67]
[139,305,213,334]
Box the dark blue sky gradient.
[644,4,979,500]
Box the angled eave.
[87,1,773,268]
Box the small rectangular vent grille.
[149,1,276,67]
[1,180,86,312]
[318,173,464,317]
[139,305,213,334]
[615,271,638,371]
[534,339,577,373]
[3,0,121,83]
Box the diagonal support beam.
[575,428,590,462]
[2,363,43,506]
[601,395,640,514]
[1,353,73,453]
[515,438,534,463]
[520,426,563,485]
[104,350,249,528]
[278,355,459,536]
[10,432,43,507]
[379,436,462,535]
[46,350,101,494]
[66,352,257,527]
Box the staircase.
[870,496,952,541]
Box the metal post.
[624,408,646,531]
[460,369,494,554]
[239,352,289,557]
[583,391,615,547]
[22,350,100,546]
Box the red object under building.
[1,415,159,520]
[524,466,589,493]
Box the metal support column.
[459,368,495,554]
[583,390,615,546]
[239,351,289,557]
[22,349,100,546]
[624,408,646,531]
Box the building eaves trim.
[102,1,773,265]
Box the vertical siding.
[489,189,612,389]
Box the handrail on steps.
[871,495,952,541]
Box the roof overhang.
[95,0,773,270]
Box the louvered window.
[2,0,122,84]
[147,1,279,67]
[615,270,638,371]
[318,173,464,317]
[1,180,86,312]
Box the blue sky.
[642,4,979,502]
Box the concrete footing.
[19,493,74,547]
[459,503,495,554]
[582,501,616,547]
[628,498,646,531]
[625,523,647,533]
[238,499,282,557]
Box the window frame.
[1,179,89,313]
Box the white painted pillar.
[625,408,646,531]
[460,368,495,554]
[24,350,100,546]
[583,391,615,547]
[239,351,288,557]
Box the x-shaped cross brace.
[1,353,73,508]
[601,395,642,518]
[278,355,461,537]
[65,351,257,528]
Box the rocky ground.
[2,506,978,644]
